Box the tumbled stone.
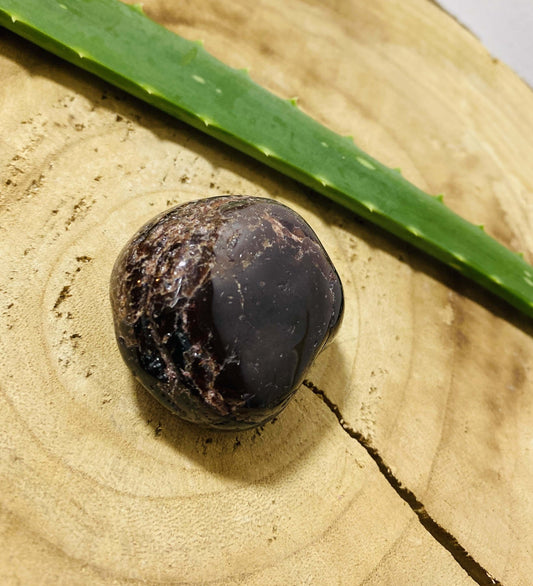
[110,195,343,429]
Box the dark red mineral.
[110,196,343,429]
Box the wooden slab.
[1,0,532,583]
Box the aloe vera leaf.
[1,0,532,318]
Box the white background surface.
[438,0,533,88]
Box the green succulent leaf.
[1,0,532,318]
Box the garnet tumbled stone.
[110,196,343,430]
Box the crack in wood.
[302,380,502,586]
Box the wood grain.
[1,0,532,584]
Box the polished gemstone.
[110,196,343,429]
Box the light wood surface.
[1,0,532,584]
